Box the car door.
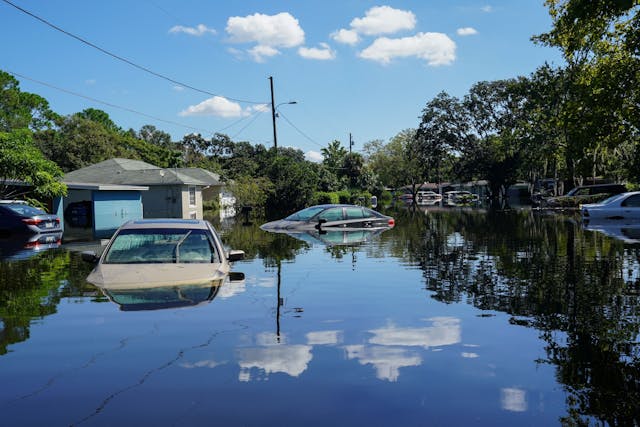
[620,194,640,219]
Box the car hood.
[86,263,230,289]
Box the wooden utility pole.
[349,133,354,153]
[269,76,278,153]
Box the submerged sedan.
[581,191,640,220]
[83,219,244,288]
[260,204,395,231]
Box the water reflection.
[0,232,62,261]
[583,219,640,244]
[2,208,640,425]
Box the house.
[60,158,225,239]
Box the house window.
[188,186,196,207]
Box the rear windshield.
[4,204,46,216]
[104,228,219,264]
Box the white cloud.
[482,5,493,13]
[306,330,342,345]
[179,96,244,118]
[85,79,96,85]
[344,345,421,382]
[305,151,323,163]
[359,32,456,66]
[226,12,304,48]
[173,85,184,91]
[238,345,313,378]
[248,45,281,62]
[501,388,527,412]
[367,317,461,348]
[298,43,336,60]
[331,28,360,45]
[169,24,216,36]
[461,352,479,358]
[457,27,478,36]
[350,6,416,36]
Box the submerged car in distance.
[543,183,627,208]
[581,191,640,220]
[260,204,395,231]
[0,201,61,235]
[83,219,244,289]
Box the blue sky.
[1,0,563,161]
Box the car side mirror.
[315,218,327,230]
[229,271,245,282]
[81,251,99,263]
[227,250,245,262]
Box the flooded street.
[1,207,639,426]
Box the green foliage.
[0,70,57,132]
[313,191,340,204]
[229,175,273,216]
[0,129,66,199]
[266,157,317,214]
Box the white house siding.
[180,185,203,219]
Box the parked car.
[0,201,61,235]
[260,204,395,231]
[83,219,245,288]
[543,183,627,208]
[580,191,640,220]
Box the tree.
[0,70,56,132]
[138,124,172,148]
[266,156,317,214]
[0,129,66,200]
[321,140,348,171]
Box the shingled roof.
[63,158,222,187]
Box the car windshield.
[103,228,219,264]
[600,193,627,204]
[5,204,47,216]
[284,206,327,221]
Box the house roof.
[63,158,222,187]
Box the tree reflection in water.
[390,206,640,426]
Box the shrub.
[314,191,339,204]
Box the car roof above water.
[118,219,211,230]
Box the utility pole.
[349,133,354,154]
[269,76,278,154]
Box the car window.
[345,207,366,219]
[318,208,344,222]
[621,194,640,208]
[600,193,627,204]
[104,228,219,264]
[285,206,326,221]
[4,204,46,216]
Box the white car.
[580,191,640,220]
[83,219,244,289]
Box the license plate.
[44,235,56,242]
[45,222,53,228]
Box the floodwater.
[1,206,639,426]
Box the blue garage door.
[93,191,143,239]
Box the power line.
[277,110,324,148]
[230,109,267,139]
[7,70,215,135]
[1,0,266,105]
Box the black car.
[0,201,62,235]
[260,204,395,231]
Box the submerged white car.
[83,219,244,289]
[581,191,640,220]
